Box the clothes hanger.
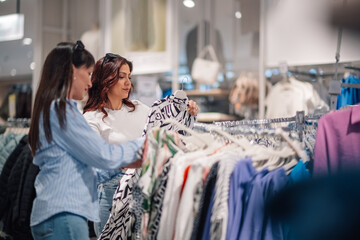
[222,125,307,171]
[162,118,215,149]
[174,77,188,99]
[279,61,290,84]
[275,128,308,162]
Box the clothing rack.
[344,66,360,72]
[195,111,322,142]
[193,121,289,143]
[6,117,31,128]
[289,70,336,78]
[193,117,309,162]
[211,111,321,127]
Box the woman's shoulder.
[83,109,104,122]
[131,100,150,111]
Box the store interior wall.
[265,0,360,67]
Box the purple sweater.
[314,105,360,176]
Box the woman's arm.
[50,101,144,170]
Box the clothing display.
[102,121,311,240]
[265,77,329,118]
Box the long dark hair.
[83,55,135,120]
[29,41,95,155]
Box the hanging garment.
[279,160,311,240]
[131,128,183,239]
[226,159,288,240]
[265,77,328,118]
[174,149,232,240]
[337,75,360,109]
[0,132,26,174]
[210,154,240,240]
[98,169,140,239]
[174,160,211,240]
[313,104,360,176]
[157,150,207,240]
[145,158,172,239]
[143,94,196,136]
[0,135,39,240]
[190,161,219,240]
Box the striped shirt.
[30,99,144,226]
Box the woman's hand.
[123,158,142,168]
[188,100,200,116]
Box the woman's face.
[108,63,132,100]
[70,65,93,100]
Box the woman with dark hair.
[83,53,199,236]
[29,42,144,240]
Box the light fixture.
[22,37,32,45]
[30,62,35,70]
[0,0,7,2]
[235,11,242,19]
[0,14,24,42]
[183,0,195,8]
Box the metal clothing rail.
[197,111,323,142]
[344,66,360,72]
[212,111,321,128]
[193,122,287,141]
[341,83,360,89]
[6,118,31,127]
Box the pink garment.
[314,104,360,176]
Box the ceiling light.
[23,37,32,45]
[183,0,195,8]
[0,0,7,2]
[235,11,242,19]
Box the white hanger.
[174,77,188,99]
[275,128,308,162]
[206,125,249,151]
[162,118,214,149]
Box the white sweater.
[83,100,150,144]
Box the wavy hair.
[83,55,135,120]
[29,41,95,155]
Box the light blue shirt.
[30,99,144,226]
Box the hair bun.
[74,40,85,51]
